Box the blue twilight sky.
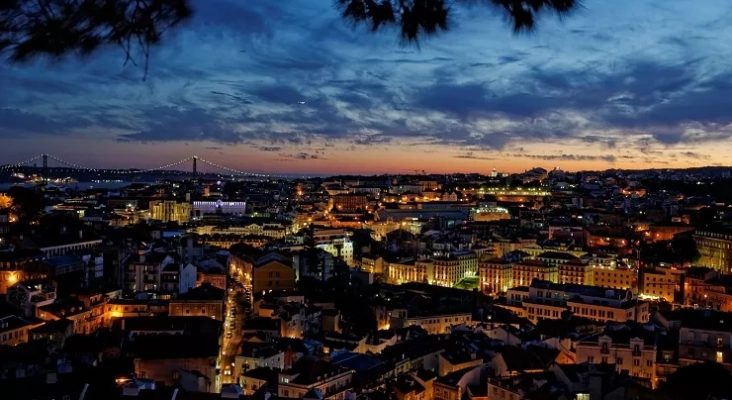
[1,0,732,175]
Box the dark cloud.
[515,153,617,163]
[0,108,93,136]
[117,107,245,143]
[354,134,392,146]
[454,152,495,160]
[1,0,730,167]
[210,91,252,103]
[252,85,306,104]
[415,83,490,120]
[680,151,711,160]
[277,152,324,160]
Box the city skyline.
[2,0,732,174]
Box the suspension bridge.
[0,154,278,179]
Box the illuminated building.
[191,200,246,220]
[389,309,473,335]
[479,258,513,294]
[593,266,634,291]
[558,259,594,286]
[641,266,683,303]
[168,285,226,321]
[330,193,368,212]
[386,259,434,285]
[694,229,732,273]
[512,260,558,287]
[149,200,191,224]
[471,206,510,222]
[576,333,657,385]
[432,251,478,287]
[0,315,42,346]
[503,280,649,325]
[252,254,296,294]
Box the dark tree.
[1,0,579,71]
[660,362,732,400]
[336,0,579,42]
[0,0,193,75]
[7,186,44,222]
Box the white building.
[316,238,354,267]
[192,200,246,219]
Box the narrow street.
[219,286,244,386]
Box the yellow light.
[7,273,17,284]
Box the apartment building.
[510,279,649,324]
[387,259,434,285]
[149,200,191,224]
[432,251,478,287]
[694,229,732,273]
[642,266,684,303]
[512,260,558,287]
[390,310,472,335]
[558,259,594,286]
[677,310,732,370]
[576,329,657,385]
[0,315,40,346]
[593,266,634,290]
[479,258,513,295]
[123,252,175,293]
[278,356,353,399]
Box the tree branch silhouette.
[335,0,580,43]
[0,0,193,78]
[1,0,579,75]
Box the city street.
[219,286,244,386]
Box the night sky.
[1,0,731,175]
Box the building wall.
[253,261,296,294]
[512,262,558,286]
[694,231,732,273]
[169,300,224,321]
[479,261,513,294]
[642,268,681,302]
[134,357,217,392]
[558,263,594,286]
[198,272,227,291]
[576,337,657,384]
[278,371,352,399]
[403,313,472,335]
[568,301,650,324]
[234,352,284,380]
[150,201,191,224]
[593,267,634,290]
[0,317,37,346]
[678,326,732,369]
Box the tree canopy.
[1,0,580,71]
[6,186,44,223]
[660,362,732,400]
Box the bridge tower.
[42,154,48,177]
[192,156,198,176]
